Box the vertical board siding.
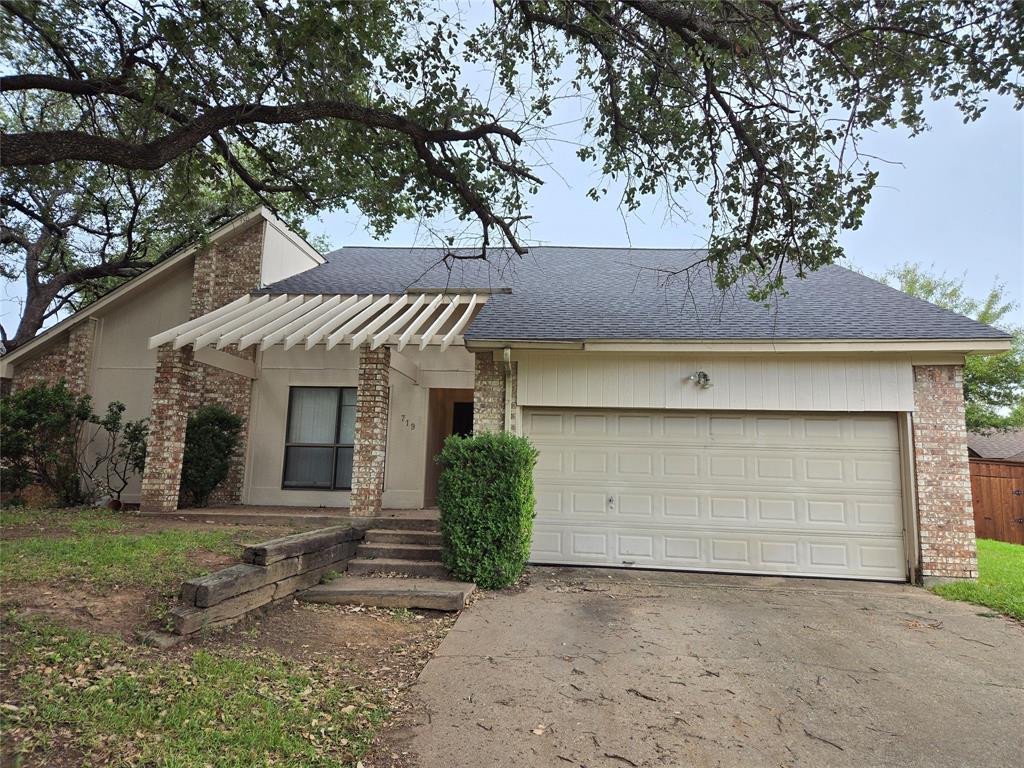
[517,352,915,412]
[970,459,1024,545]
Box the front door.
[424,388,474,506]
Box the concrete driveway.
[386,567,1024,768]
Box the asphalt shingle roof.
[967,430,1024,462]
[260,246,1009,342]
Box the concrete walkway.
[387,567,1024,768]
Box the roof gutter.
[464,338,1013,355]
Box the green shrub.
[0,380,93,504]
[180,405,242,507]
[436,432,539,589]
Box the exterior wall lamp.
[688,371,713,389]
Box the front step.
[347,557,449,579]
[364,529,441,546]
[363,513,439,532]
[356,542,442,561]
[299,576,475,611]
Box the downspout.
[502,347,512,433]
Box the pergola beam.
[149,292,486,353]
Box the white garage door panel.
[526,409,907,581]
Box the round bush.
[180,405,242,507]
[436,431,538,589]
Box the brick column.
[473,352,518,434]
[66,318,97,396]
[912,364,977,584]
[473,352,505,433]
[350,345,390,516]
[140,345,196,513]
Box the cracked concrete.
[386,567,1023,767]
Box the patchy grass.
[1,614,387,767]
[1,511,239,592]
[932,539,1024,621]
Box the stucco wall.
[243,344,475,508]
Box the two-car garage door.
[525,409,908,581]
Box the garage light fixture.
[688,370,713,389]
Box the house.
[966,430,1024,545]
[1,208,1012,585]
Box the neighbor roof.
[261,246,1009,343]
[967,430,1024,462]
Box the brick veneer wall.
[473,352,518,434]
[140,346,197,512]
[350,345,391,516]
[912,364,978,582]
[140,220,265,513]
[10,317,97,396]
[10,338,68,393]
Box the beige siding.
[89,262,194,502]
[243,344,475,508]
[259,221,321,286]
[515,352,915,412]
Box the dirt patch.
[0,582,156,638]
[203,601,456,691]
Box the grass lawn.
[0,506,455,767]
[932,538,1024,621]
[1,508,240,591]
[1,614,386,767]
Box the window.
[282,387,356,490]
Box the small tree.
[880,263,1024,433]
[1,381,151,506]
[179,405,242,508]
[0,380,93,504]
[78,401,149,504]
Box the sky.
[307,92,1024,326]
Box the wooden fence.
[970,459,1024,545]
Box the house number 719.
[400,414,416,430]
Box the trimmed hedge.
[436,432,539,589]
[180,405,242,507]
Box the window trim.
[281,386,356,491]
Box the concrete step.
[364,528,442,546]
[364,512,439,532]
[356,542,442,561]
[299,576,475,611]
[347,558,449,579]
